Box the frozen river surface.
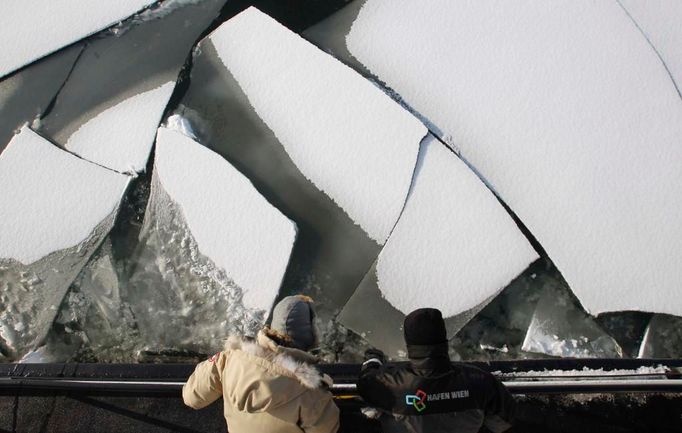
[1,0,681,363]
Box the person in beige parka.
[183,295,340,433]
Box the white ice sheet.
[208,7,426,244]
[154,127,297,310]
[66,82,175,174]
[347,0,682,315]
[0,127,129,264]
[1,0,156,78]
[376,137,537,318]
[619,0,682,94]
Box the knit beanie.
[270,295,317,351]
[403,308,448,346]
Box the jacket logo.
[405,389,427,412]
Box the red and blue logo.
[405,389,427,412]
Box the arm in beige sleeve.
[182,352,226,409]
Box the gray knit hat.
[270,295,317,351]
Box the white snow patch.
[375,137,537,318]
[154,127,297,310]
[207,7,427,243]
[0,0,157,78]
[619,0,682,94]
[347,0,682,315]
[0,127,130,264]
[493,366,670,379]
[65,82,176,174]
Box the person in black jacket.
[358,308,515,433]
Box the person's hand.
[364,348,386,364]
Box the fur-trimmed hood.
[220,331,332,414]
[224,331,327,390]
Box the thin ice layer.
[0,44,83,152]
[346,0,682,315]
[208,7,426,243]
[154,127,296,310]
[66,82,175,173]
[338,137,537,356]
[522,287,623,358]
[638,314,682,359]
[619,0,682,94]
[0,0,156,78]
[0,127,129,264]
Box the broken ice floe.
[37,0,226,173]
[522,286,623,358]
[64,82,175,173]
[123,128,296,353]
[339,136,538,356]
[0,44,83,153]
[177,6,426,358]
[0,127,129,358]
[207,7,426,243]
[0,0,157,78]
[341,0,682,317]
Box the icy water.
[1,0,681,363]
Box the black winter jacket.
[358,344,515,433]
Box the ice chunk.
[37,0,226,171]
[0,127,129,358]
[638,314,682,359]
[338,136,537,356]
[0,44,83,152]
[452,260,553,361]
[0,0,156,78]
[123,128,296,352]
[596,311,652,359]
[65,82,175,173]
[522,287,623,358]
[0,127,129,263]
[207,7,426,243]
[153,127,296,309]
[619,0,682,94]
[344,0,682,316]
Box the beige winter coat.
[183,330,340,433]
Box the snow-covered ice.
[0,127,129,358]
[153,127,296,310]
[65,82,175,173]
[339,136,537,356]
[123,127,297,353]
[345,0,682,316]
[522,287,623,358]
[0,127,129,263]
[208,7,426,243]
[0,0,156,78]
[619,0,682,95]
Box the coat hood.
[222,331,329,414]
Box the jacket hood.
[222,331,328,413]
